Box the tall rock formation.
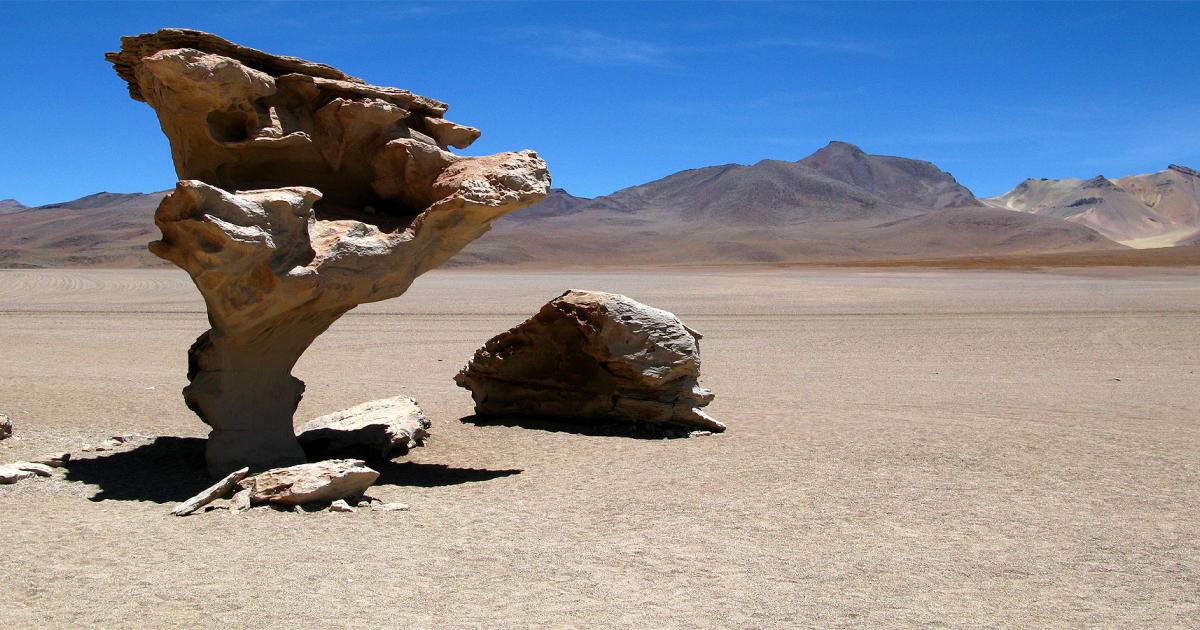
[107,29,549,475]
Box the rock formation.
[107,29,550,475]
[237,459,379,506]
[297,396,430,461]
[455,290,725,433]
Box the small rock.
[0,413,11,441]
[353,495,381,508]
[371,502,410,512]
[16,462,54,477]
[330,499,355,513]
[230,488,252,514]
[238,459,380,506]
[687,430,713,438]
[0,465,36,485]
[293,504,308,514]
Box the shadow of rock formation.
[460,415,699,440]
[65,436,522,502]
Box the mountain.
[1,142,1127,269]
[0,199,27,214]
[0,192,167,268]
[986,164,1200,247]
[454,142,1120,265]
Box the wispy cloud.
[511,27,890,67]
[538,29,673,67]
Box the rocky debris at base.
[455,290,725,433]
[0,461,55,485]
[330,499,355,513]
[238,459,379,507]
[171,467,251,516]
[297,396,431,461]
[0,413,10,440]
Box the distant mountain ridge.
[457,141,1119,265]
[986,164,1200,248]
[0,141,1147,268]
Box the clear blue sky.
[2,1,1198,206]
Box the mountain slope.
[455,142,1121,265]
[0,192,166,267]
[986,165,1200,247]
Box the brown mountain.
[986,164,1200,248]
[456,142,1120,265]
[2,142,1127,269]
[0,192,166,268]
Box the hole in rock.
[206,109,255,143]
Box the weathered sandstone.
[107,29,549,475]
[171,467,250,516]
[237,459,379,506]
[297,396,430,461]
[455,290,725,432]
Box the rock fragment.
[297,396,430,461]
[238,459,379,506]
[0,462,55,484]
[330,499,355,513]
[371,502,411,512]
[170,467,250,516]
[0,413,10,440]
[455,290,725,432]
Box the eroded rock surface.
[297,396,430,461]
[237,459,379,506]
[0,413,10,440]
[455,290,725,432]
[107,29,549,475]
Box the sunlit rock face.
[107,29,550,475]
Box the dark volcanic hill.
[1,142,1126,269]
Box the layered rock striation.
[108,29,549,475]
[455,290,724,432]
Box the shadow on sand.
[460,414,691,439]
[65,436,522,503]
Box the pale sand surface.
[1,268,1198,628]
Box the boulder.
[106,29,549,475]
[297,396,430,461]
[0,413,10,440]
[237,459,379,506]
[455,290,725,432]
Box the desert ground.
[1,267,1197,628]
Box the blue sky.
[2,1,1198,205]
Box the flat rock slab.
[238,459,379,506]
[0,462,54,484]
[455,290,725,432]
[297,396,430,461]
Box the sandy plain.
[0,267,1197,628]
